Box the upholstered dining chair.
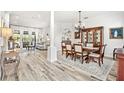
[65,44,74,60]
[113,45,124,60]
[88,44,107,67]
[73,44,88,64]
[61,42,66,55]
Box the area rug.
[57,51,115,81]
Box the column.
[4,12,10,28]
[47,11,57,62]
[4,12,10,51]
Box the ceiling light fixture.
[75,11,85,32]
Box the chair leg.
[74,55,76,61]
[82,57,84,64]
[86,56,90,63]
[98,58,101,67]
[71,55,73,60]
[101,58,103,64]
[74,53,76,61]
[113,53,115,60]
[66,53,68,58]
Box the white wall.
[54,23,81,51]
[85,12,124,58]
[54,23,75,50]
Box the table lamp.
[0,27,12,51]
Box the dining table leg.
[85,51,90,63]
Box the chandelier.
[75,11,85,31]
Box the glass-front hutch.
[81,26,103,47]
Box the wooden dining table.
[72,43,100,62]
[82,46,100,63]
[83,46,99,52]
[72,43,99,52]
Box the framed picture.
[110,27,123,39]
[75,32,80,39]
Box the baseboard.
[104,56,113,60]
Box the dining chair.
[113,45,124,60]
[65,44,74,60]
[73,44,88,64]
[88,44,107,66]
[61,42,66,55]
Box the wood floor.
[4,50,92,81]
[3,50,117,81]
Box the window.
[23,31,29,34]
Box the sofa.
[36,42,50,50]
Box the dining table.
[72,43,100,62]
[82,46,100,63]
[83,46,99,52]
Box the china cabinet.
[81,26,103,47]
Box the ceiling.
[7,11,124,28]
[54,11,124,23]
[9,11,50,28]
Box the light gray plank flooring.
[4,50,92,81]
[3,50,116,81]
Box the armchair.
[113,45,124,60]
[73,44,88,64]
[65,44,74,60]
[61,42,66,55]
[88,44,107,67]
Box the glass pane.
[23,31,29,34]
[88,31,93,42]
[82,32,87,45]
[94,30,100,45]
[32,32,35,35]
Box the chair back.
[62,42,65,46]
[61,42,66,51]
[100,44,107,57]
[66,44,72,51]
[73,44,82,53]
